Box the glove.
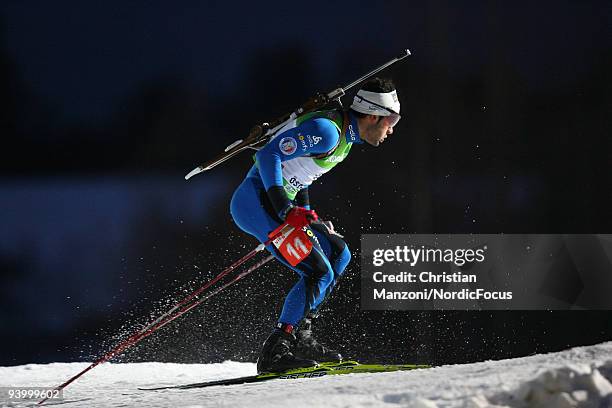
[284,206,318,230]
[265,186,317,228]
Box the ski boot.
[256,325,317,374]
[292,315,342,362]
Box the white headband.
[350,89,400,116]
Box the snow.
[1,342,611,408]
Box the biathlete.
[230,77,401,373]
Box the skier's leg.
[289,222,350,362]
[307,222,352,314]
[276,247,335,326]
[254,249,335,373]
[231,176,334,372]
[272,243,341,364]
[230,176,282,243]
[231,175,338,322]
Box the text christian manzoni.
[372,271,476,283]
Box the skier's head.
[350,78,400,147]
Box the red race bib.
[268,224,313,266]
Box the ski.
[41,397,94,406]
[139,360,430,391]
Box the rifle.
[185,49,411,180]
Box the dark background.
[1,1,611,367]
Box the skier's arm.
[255,118,339,218]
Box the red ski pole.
[39,238,278,405]
[155,253,275,330]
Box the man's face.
[361,115,395,147]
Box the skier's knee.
[335,243,351,277]
[304,266,333,312]
[306,251,334,284]
[305,268,334,302]
[324,233,350,276]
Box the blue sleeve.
[255,118,340,191]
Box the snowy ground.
[1,342,611,408]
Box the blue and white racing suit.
[230,110,362,326]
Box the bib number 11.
[269,224,313,266]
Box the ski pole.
[39,238,278,405]
[154,253,275,329]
